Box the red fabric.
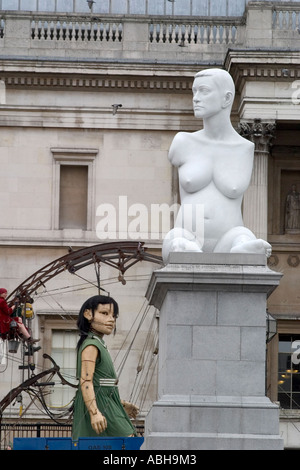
[0,297,14,335]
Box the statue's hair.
[194,68,235,100]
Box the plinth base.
[143,395,283,450]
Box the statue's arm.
[168,132,187,167]
[80,345,107,434]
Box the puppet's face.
[84,303,115,336]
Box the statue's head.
[193,68,235,118]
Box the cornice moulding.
[0,66,195,93]
[0,57,199,74]
[0,56,214,92]
[0,105,197,130]
[1,74,193,93]
[225,48,300,90]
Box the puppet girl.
[72,295,138,440]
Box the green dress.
[72,332,136,440]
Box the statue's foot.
[162,229,203,264]
[169,237,202,253]
[230,239,272,258]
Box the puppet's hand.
[122,400,139,419]
[90,410,107,434]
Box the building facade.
[1,0,300,449]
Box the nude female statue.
[162,68,272,264]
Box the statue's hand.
[90,409,107,434]
[122,400,139,419]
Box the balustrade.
[0,3,299,57]
[30,19,123,42]
[273,6,300,31]
[149,21,239,45]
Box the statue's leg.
[162,228,202,264]
[213,226,272,257]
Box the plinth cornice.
[146,253,282,309]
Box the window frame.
[267,320,300,413]
[38,314,78,409]
[278,332,300,410]
[51,148,98,231]
[49,328,78,408]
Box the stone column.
[239,119,276,241]
[142,252,283,450]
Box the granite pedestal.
[142,253,283,450]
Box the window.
[51,148,98,231]
[278,334,300,409]
[0,339,7,372]
[49,330,78,408]
[59,165,88,229]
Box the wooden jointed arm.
[80,345,107,434]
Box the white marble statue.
[162,68,272,264]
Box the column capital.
[238,119,276,153]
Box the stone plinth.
[142,253,283,450]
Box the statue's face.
[84,303,116,336]
[192,75,229,119]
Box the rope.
[129,318,158,408]
[114,302,151,378]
